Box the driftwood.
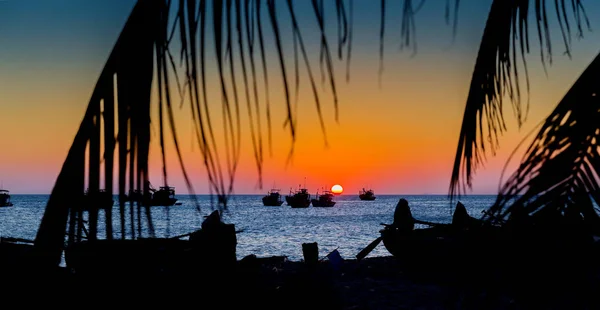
[1,237,35,244]
[170,229,244,240]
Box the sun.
[331,184,343,195]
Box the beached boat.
[371,201,597,283]
[312,190,336,207]
[356,201,502,267]
[376,215,512,277]
[286,188,311,208]
[0,189,13,207]
[64,210,237,277]
[379,202,489,257]
[359,188,376,201]
[379,224,465,257]
[262,189,284,206]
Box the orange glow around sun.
[331,184,343,195]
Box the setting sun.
[331,184,343,195]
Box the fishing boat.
[312,190,336,207]
[286,187,311,208]
[262,189,284,206]
[359,188,376,201]
[380,202,484,254]
[64,210,237,277]
[124,182,178,206]
[125,189,145,202]
[368,201,520,278]
[148,185,178,206]
[81,189,114,211]
[0,189,13,207]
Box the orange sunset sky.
[2,1,600,195]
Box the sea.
[0,194,497,262]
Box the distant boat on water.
[312,190,336,207]
[286,187,311,208]
[124,181,178,206]
[262,189,284,206]
[359,188,376,201]
[149,185,178,206]
[82,189,113,211]
[0,189,13,207]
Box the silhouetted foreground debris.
[2,251,599,309]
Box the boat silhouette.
[125,181,178,206]
[148,185,178,206]
[286,187,311,208]
[262,189,284,206]
[0,189,13,207]
[312,189,336,207]
[81,188,114,211]
[359,188,376,201]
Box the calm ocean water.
[0,194,497,261]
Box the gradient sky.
[2,0,600,195]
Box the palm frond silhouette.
[483,51,600,231]
[35,0,164,266]
[449,0,590,199]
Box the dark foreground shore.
[229,255,599,310]
[5,254,598,309]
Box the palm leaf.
[483,51,600,234]
[449,0,590,199]
[235,0,263,189]
[245,0,265,187]
[379,0,385,86]
[287,0,329,146]
[34,0,165,266]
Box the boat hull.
[0,193,13,207]
[148,198,178,206]
[359,195,376,201]
[381,227,459,262]
[262,194,284,206]
[263,201,284,206]
[286,191,311,208]
[311,200,336,207]
[378,225,596,281]
[122,196,178,206]
[80,199,114,211]
[66,220,237,276]
[379,226,518,280]
[65,238,189,275]
[289,200,311,208]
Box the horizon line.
[8,193,501,196]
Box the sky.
[2,0,600,195]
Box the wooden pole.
[104,84,115,240]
